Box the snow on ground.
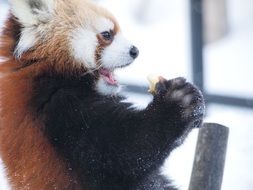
[1,0,253,189]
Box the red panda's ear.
[9,0,54,26]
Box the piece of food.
[147,74,160,94]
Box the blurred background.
[1,0,253,189]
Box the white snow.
[1,0,253,189]
[0,159,10,190]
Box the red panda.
[0,0,205,189]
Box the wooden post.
[188,123,229,190]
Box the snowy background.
[1,0,253,189]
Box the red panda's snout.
[99,33,139,70]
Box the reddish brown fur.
[0,16,83,190]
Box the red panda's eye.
[101,31,113,41]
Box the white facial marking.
[101,33,134,69]
[96,18,114,33]
[70,28,98,68]
[96,78,120,96]
[15,28,37,58]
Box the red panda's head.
[8,0,139,95]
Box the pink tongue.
[100,69,117,85]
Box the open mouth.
[98,61,133,86]
[99,68,118,86]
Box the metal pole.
[190,0,204,92]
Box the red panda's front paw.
[155,77,205,125]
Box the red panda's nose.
[129,46,139,59]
